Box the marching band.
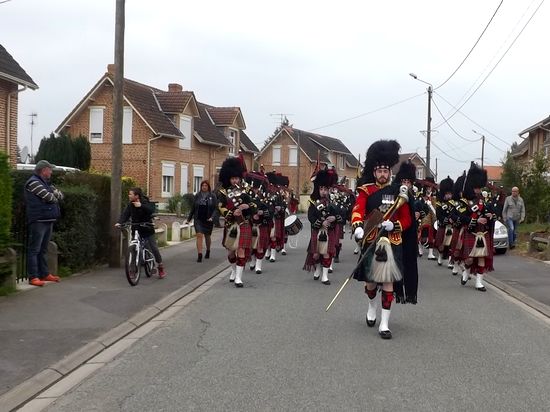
[208,150,499,339]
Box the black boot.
[205,250,210,259]
[197,253,203,262]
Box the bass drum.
[284,215,303,236]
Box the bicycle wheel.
[143,248,157,278]
[125,244,141,286]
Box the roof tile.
[0,44,38,89]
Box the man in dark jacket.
[116,188,165,277]
[25,160,64,286]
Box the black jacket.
[119,198,156,236]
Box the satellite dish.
[21,146,29,163]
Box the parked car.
[16,163,80,173]
[493,220,508,254]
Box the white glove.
[381,220,394,232]
[354,227,364,240]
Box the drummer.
[303,168,342,285]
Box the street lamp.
[409,73,433,178]
[472,129,485,169]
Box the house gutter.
[147,134,163,196]
[6,85,27,157]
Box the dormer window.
[179,115,192,150]
[228,129,237,155]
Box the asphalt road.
[44,222,550,411]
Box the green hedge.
[0,152,12,251]
[52,185,98,271]
[10,170,137,274]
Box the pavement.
[1,218,550,410]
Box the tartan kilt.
[461,230,494,270]
[222,222,253,250]
[273,217,285,248]
[256,224,271,251]
[335,223,344,240]
[435,224,453,251]
[418,223,435,246]
[451,227,465,260]
[307,227,338,256]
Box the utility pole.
[29,112,37,160]
[109,0,125,267]
[426,85,432,178]
[472,130,485,169]
[296,129,301,194]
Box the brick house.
[256,126,359,194]
[512,114,550,164]
[391,152,435,181]
[0,44,38,165]
[55,64,258,205]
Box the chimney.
[107,64,116,75]
[168,83,183,93]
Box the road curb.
[485,274,550,318]
[1,261,229,412]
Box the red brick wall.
[60,82,224,203]
[0,80,19,166]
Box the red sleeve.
[393,202,412,232]
[351,190,367,228]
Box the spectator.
[186,180,217,262]
[25,160,64,286]
[502,186,525,249]
[116,188,165,277]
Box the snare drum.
[284,215,303,236]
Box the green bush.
[35,132,91,170]
[10,170,137,274]
[181,193,195,217]
[52,185,98,272]
[167,193,184,214]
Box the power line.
[435,0,504,90]
[434,91,513,147]
[435,0,546,127]
[309,92,425,131]
[431,97,480,142]
[431,140,470,163]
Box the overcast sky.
[2,0,549,180]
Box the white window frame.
[122,106,132,144]
[192,164,205,193]
[416,168,424,180]
[228,128,238,156]
[272,145,281,166]
[179,115,192,150]
[288,145,298,166]
[338,154,345,170]
[89,106,105,143]
[180,163,189,195]
[161,162,176,198]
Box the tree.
[522,152,550,223]
[501,152,523,191]
[35,133,91,170]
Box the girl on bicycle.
[117,188,166,278]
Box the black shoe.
[334,256,340,263]
[197,253,203,263]
[476,286,487,292]
[281,250,287,256]
[328,268,333,274]
[322,280,331,285]
[509,245,515,250]
[235,282,243,288]
[229,278,235,283]
[460,279,467,285]
[256,269,262,274]
[205,250,210,259]
[313,275,320,280]
[379,330,392,339]
[366,316,376,327]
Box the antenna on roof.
[270,113,293,126]
[29,112,37,159]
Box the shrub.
[52,185,98,272]
[167,193,184,214]
[35,132,91,170]
[181,193,195,217]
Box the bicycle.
[120,222,159,286]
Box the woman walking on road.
[187,180,217,262]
